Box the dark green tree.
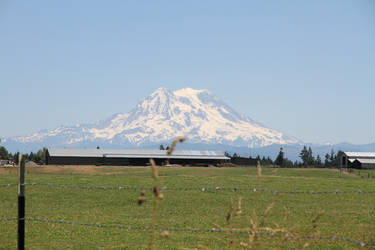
[283,158,294,168]
[13,152,20,164]
[35,148,47,164]
[315,155,322,167]
[256,155,261,163]
[324,153,331,167]
[159,144,165,150]
[329,149,337,167]
[336,150,345,168]
[0,146,9,160]
[274,147,284,167]
[307,147,315,166]
[299,146,309,166]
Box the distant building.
[0,160,14,167]
[46,148,230,166]
[230,156,257,166]
[341,152,375,169]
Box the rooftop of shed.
[47,148,230,160]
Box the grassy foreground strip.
[1,166,375,249]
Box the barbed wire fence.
[3,182,375,194]
[1,216,373,247]
[1,181,375,248]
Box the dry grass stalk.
[149,159,158,179]
[226,198,235,249]
[240,242,248,248]
[167,137,187,156]
[226,198,233,224]
[260,227,287,233]
[153,186,164,200]
[148,186,164,248]
[248,217,258,249]
[160,230,170,238]
[311,212,323,233]
[282,207,288,224]
[138,190,146,206]
[197,244,210,250]
[260,196,280,226]
[148,190,161,250]
[148,158,163,249]
[212,223,223,230]
[236,197,242,216]
[257,160,262,178]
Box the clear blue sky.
[1,0,374,144]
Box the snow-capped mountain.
[2,87,301,152]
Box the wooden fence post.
[18,154,25,250]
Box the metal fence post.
[18,154,25,250]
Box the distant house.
[341,152,375,169]
[0,160,14,167]
[46,148,230,166]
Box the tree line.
[226,145,345,168]
[0,146,47,164]
[0,144,344,168]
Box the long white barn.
[341,152,375,169]
[46,148,230,166]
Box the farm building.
[46,148,230,166]
[340,152,375,169]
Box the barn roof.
[344,152,375,158]
[47,148,230,160]
[354,158,375,164]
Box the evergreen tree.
[283,158,294,168]
[329,149,336,167]
[274,147,284,167]
[299,145,309,166]
[336,150,345,168]
[315,155,322,167]
[29,152,35,162]
[0,146,9,160]
[324,153,331,167]
[35,148,47,164]
[266,157,273,165]
[307,147,315,166]
[255,155,261,163]
[159,144,165,150]
[13,152,20,164]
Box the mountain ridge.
[2,87,301,152]
[4,87,375,160]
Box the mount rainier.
[2,87,300,152]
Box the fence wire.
[2,217,366,247]
[0,217,17,222]
[0,183,17,188]
[18,182,375,195]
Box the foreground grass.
[1,166,375,249]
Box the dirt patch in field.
[16,165,150,175]
[0,167,18,174]
[328,168,359,178]
[33,166,108,175]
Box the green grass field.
[1,166,375,249]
